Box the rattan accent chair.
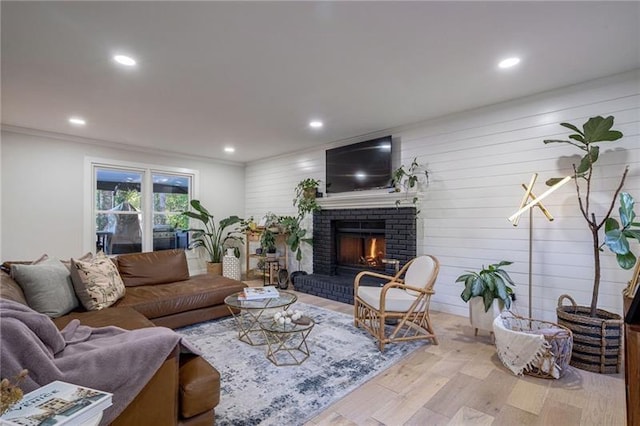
[354,255,440,351]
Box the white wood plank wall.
[246,70,640,321]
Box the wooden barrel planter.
[556,294,623,374]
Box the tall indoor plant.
[285,178,321,284]
[181,200,244,275]
[544,116,640,315]
[544,115,640,373]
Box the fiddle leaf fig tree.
[544,116,640,316]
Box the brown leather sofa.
[0,249,247,425]
[112,249,247,328]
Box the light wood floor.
[282,289,626,426]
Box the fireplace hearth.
[293,207,416,304]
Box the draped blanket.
[492,313,556,378]
[0,300,182,425]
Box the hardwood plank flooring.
[244,283,626,425]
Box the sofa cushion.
[116,249,190,287]
[115,274,246,319]
[70,252,125,310]
[11,258,80,318]
[53,306,155,331]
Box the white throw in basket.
[493,312,573,379]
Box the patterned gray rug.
[176,302,423,426]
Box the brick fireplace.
[293,207,416,304]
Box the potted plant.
[543,115,640,373]
[455,261,515,335]
[284,179,321,285]
[181,200,244,275]
[391,157,429,215]
[279,215,312,265]
[293,178,321,217]
[260,228,277,260]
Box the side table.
[260,319,315,366]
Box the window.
[91,160,196,254]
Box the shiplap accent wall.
[246,70,640,321]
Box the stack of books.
[1,380,112,425]
[241,286,280,300]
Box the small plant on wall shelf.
[293,178,321,217]
[391,157,429,214]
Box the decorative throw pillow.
[11,258,80,318]
[70,252,125,311]
[60,252,93,271]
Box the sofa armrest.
[111,346,180,426]
[179,354,220,419]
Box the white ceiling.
[2,1,639,163]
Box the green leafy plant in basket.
[293,178,321,217]
[279,215,312,265]
[455,261,515,312]
[181,200,244,263]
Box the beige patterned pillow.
[70,252,125,310]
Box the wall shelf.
[316,189,420,210]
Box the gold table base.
[261,321,315,366]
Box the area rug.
[176,302,423,426]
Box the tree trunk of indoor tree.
[590,221,601,317]
[577,166,627,318]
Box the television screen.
[326,136,392,194]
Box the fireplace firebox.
[335,220,386,271]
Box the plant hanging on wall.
[391,157,429,214]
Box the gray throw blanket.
[0,300,184,425]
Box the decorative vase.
[222,251,241,281]
[469,297,503,335]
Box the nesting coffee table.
[224,291,297,346]
[261,318,315,366]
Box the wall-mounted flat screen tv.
[325,136,392,194]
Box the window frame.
[84,157,199,254]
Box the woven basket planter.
[556,294,623,374]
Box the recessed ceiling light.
[498,57,520,69]
[224,146,235,153]
[113,54,137,67]
[309,120,323,129]
[68,116,86,126]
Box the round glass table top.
[224,290,297,310]
[260,317,314,334]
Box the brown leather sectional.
[0,249,247,425]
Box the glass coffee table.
[260,318,315,366]
[224,291,297,345]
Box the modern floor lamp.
[508,174,572,318]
